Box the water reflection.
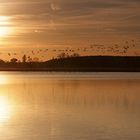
[0,96,11,123]
[0,74,8,85]
[0,72,139,140]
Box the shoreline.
[0,56,140,72]
[0,68,140,72]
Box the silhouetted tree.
[0,59,5,63]
[22,55,27,63]
[71,53,80,57]
[10,58,18,63]
[27,56,32,62]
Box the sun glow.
[0,16,11,38]
[0,27,11,37]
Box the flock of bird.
[1,40,139,61]
[90,40,137,55]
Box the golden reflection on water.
[0,72,139,140]
[0,74,8,85]
[0,96,11,123]
[0,74,12,124]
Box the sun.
[0,16,11,38]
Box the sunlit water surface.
[0,72,140,140]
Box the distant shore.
[0,56,140,72]
[0,68,140,72]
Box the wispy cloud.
[0,0,140,47]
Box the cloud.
[0,0,140,47]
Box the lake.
[0,72,140,140]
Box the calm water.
[0,72,140,140]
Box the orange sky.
[0,0,140,61]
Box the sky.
[0,0,140,60]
